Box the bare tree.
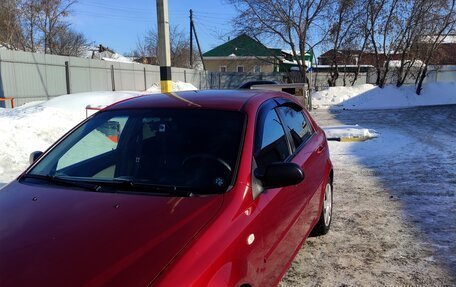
[362,0,455,91]
[2,0,87,56]
[365,0,398,87]
[325,0,360,86]
[34,0,77,54]
[52,25,88,56]
[0,0,24,49]
[415,0,456,94]
[133,26,199,69]
[228,0,331,83]
[350,0,372,86]
[19,0,42,52]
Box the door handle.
[316,144,325,154]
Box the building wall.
[426,65,456,83]
[204,58,276,73]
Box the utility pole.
[193,24,205,70]
[190,12,206,71]
[156,0,172,92]
[189,9,193,68]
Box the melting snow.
[323,125,378,141]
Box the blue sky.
[71,0,237,55]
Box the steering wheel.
[182,154,232,173]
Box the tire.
[311,178,333,236]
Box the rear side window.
[278,107,313,148]
[255,108,290,167]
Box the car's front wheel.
[311,178,333,236]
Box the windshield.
[28,108,245,194]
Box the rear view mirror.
[29,151,43,164]
[254,162,304,189]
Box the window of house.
[220,66,227,72]
[237,65,244,72]
[253,65,261,73]
[255,108,290,168]
[277,106,313,149]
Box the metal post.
[190,9,193,68]
[156,0,172,92]
[65,61,70,94]
[143,67,147,90]
[111,65,115,91]
[184,70,187,82]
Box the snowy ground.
[281,105,456,286]
[0,82,196,185]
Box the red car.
[0,90,333,287]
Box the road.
[281,105,456,286]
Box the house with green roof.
[203,34,292,73]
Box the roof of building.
[318,49,364,58]
[202,34,281,58]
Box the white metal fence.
[0,49,210,107]
[1,49,454,108]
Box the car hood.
[0,181,223,287]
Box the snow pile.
[82,46,133,63]
[42,91,143,118]
[323,125,378,140]
[101,53,133,63]
[146,81,198,93]
[0,82,198,184]
[312,83,456,110]
[0,105,79,181]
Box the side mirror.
[29,151,43,164]
[254,162,304,189]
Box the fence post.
[65,61,71,94]
[143,67,147,90]
[184,70,187,82]
[210,72,213,89]
[218,73,221,89]
[111,65,115,91]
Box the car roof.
[108,89,285,111]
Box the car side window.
[278,106,313,149]
[255,108,290,168]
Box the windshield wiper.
[21,174,101,192]
[22,174,200,196]
[111,177,196,196]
